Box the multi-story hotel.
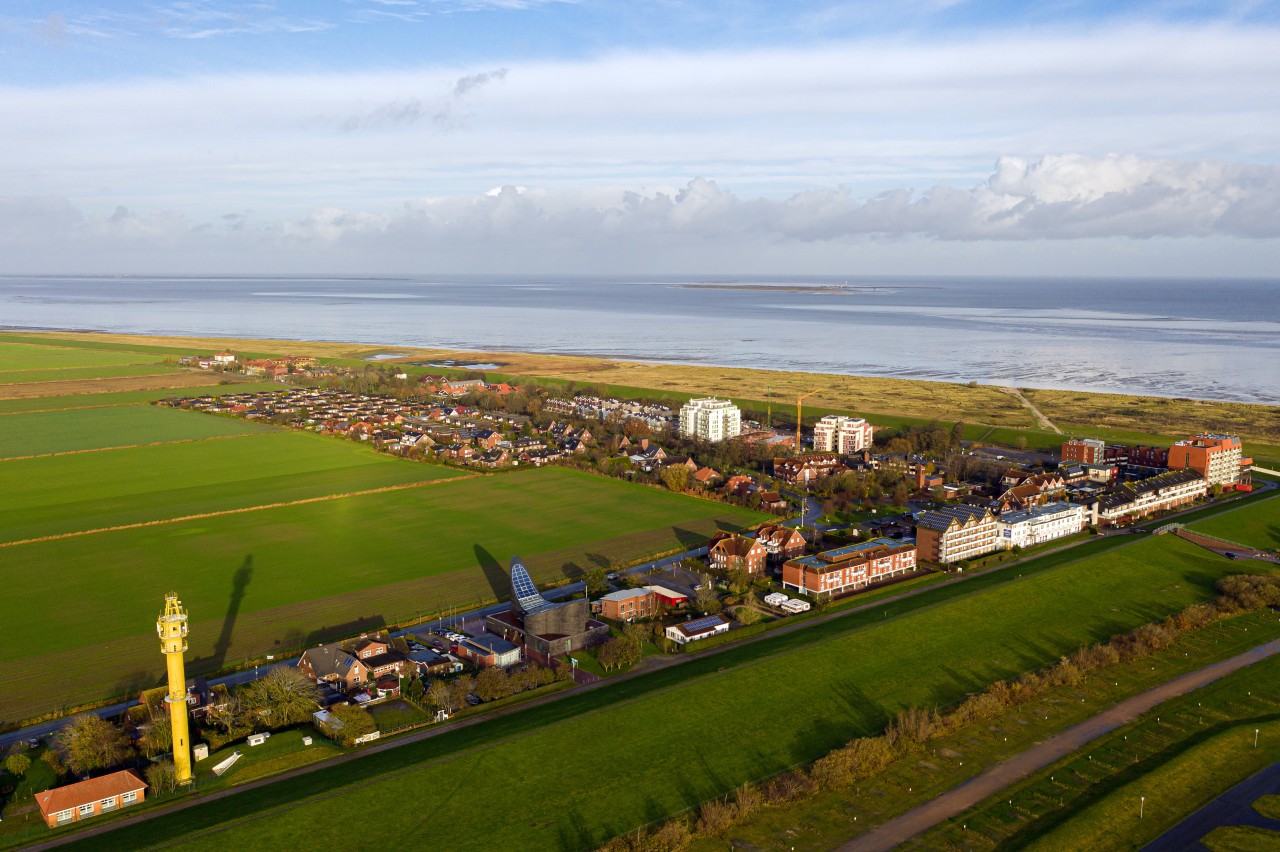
[782,538,917,597]
[1168,433,1246,487]
[1096,468,1207,525]
[813,415,874,454]
[1060,438,1106,465]
[915,506,1000,564]
[996,502,1086,549]
[678,397,741,442]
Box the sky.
[2,0,1280,275]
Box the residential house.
[297,642,371,689]
[597,588,658,622]
[35,770,147,828]
[772,454,845,484]
[996,502,1086,548]
[754,524,807,561]
[691,467,722,487]
[709,534,767,574]
[757,491,788,512]
[666,614,731,645]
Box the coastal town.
[3,345,1270,842]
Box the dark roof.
[916,505,992,532]
[462,634,520,656]
[1098,468,1204,510]
[300,642,362,679]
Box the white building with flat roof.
[812,415,874,454]
[678,398,741,442]
[996,502,1086,549]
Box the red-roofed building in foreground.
[35,769,147,828]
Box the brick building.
[708,534,768,574]
[35,770,147,828]
[1061,438,1106,465]
[782,538,917,597]
[915,506,1000,564]
[754,524,807,562]
[596,588,658,622]
[1168,434,1246,487]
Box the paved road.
[841,638,1280,852]
[1143,761,1280,851]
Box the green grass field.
[0,466,763,722]
[0,341,163,372]
[66,532,1269,852]
[1189,493,1280,551]
[0,430,461,542]
[0,363,183,385]
[0,405,275,458]
[0,383,279,415]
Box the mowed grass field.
[78,533,1268,852]
[1189,493,1280,551]
[0,404,275,458]
[0,465,764,723]
[0,429,462,542]
[0,382,280,414]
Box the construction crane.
[795,389,820,454]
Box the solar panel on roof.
[683,616,723,633]
[510,557,554,614]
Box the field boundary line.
[0,362,158,375]
[0,473,478,549]
[0,401,150,416]
[0,371,180,398]
[0,431,264,462]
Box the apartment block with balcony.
[1168,433,1245,487]
[813,415,874,454]
[915,506,1000,564]
[678,397,741,442]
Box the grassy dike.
[52,531,1267,851]
[916,642,1280,851]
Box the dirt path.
[0,474,476,549]
[1000,386,1062,434]
[841,638,1280,851]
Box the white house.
[665,615,730,645]
[996,502,1086,549]
[678,398,741,442]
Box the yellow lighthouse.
[156,593,193,785]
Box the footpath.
[841,638,1280,852]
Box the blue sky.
[2,1,1279,274]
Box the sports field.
[0,465,763,722]
[1189,493,1280,551]
[0,405,275,458]
[75,532,1268,852]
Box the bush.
[762,770,812,804]
[145,760,178,796]
[4,753,31,777]
[695,798,737,836]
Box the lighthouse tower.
[156,594,193,785]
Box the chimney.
[640,438,649,450]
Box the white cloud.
[3,154,1280,274]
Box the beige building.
[812,415,874,454]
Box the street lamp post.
[1256,728,1261,748]
[1140,796,1145,819]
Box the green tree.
[475,667,510,702]
[144,760,178,796]
[237,666,321,730]
[4,753,31,777]
[693,580,722,615]
[427,679,453,714]
[735,605,762,626]
[55,714,132,776]
[450,674,476,710]
[322,704,376,747]
[660,464,690,492]
[584,567,610,598]
[138,719,173,759]
[406,676,426,705]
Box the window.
[78,803,95,816]
[122,791,138,805]
[101,797,117,811]
[55,809,74,824]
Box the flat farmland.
[0,405,274,458]
[0,382,280,414]
[0,340,164,372]
[0,430,462,543]
[0,467,765,722]
[86,531,1264,852]
[1188,493,1280,551]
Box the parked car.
[26,737,40,749]
[1225,552,1239,560]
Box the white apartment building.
[812,415,874,454]
[996,502,1086,549]
[678,398,741,442]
